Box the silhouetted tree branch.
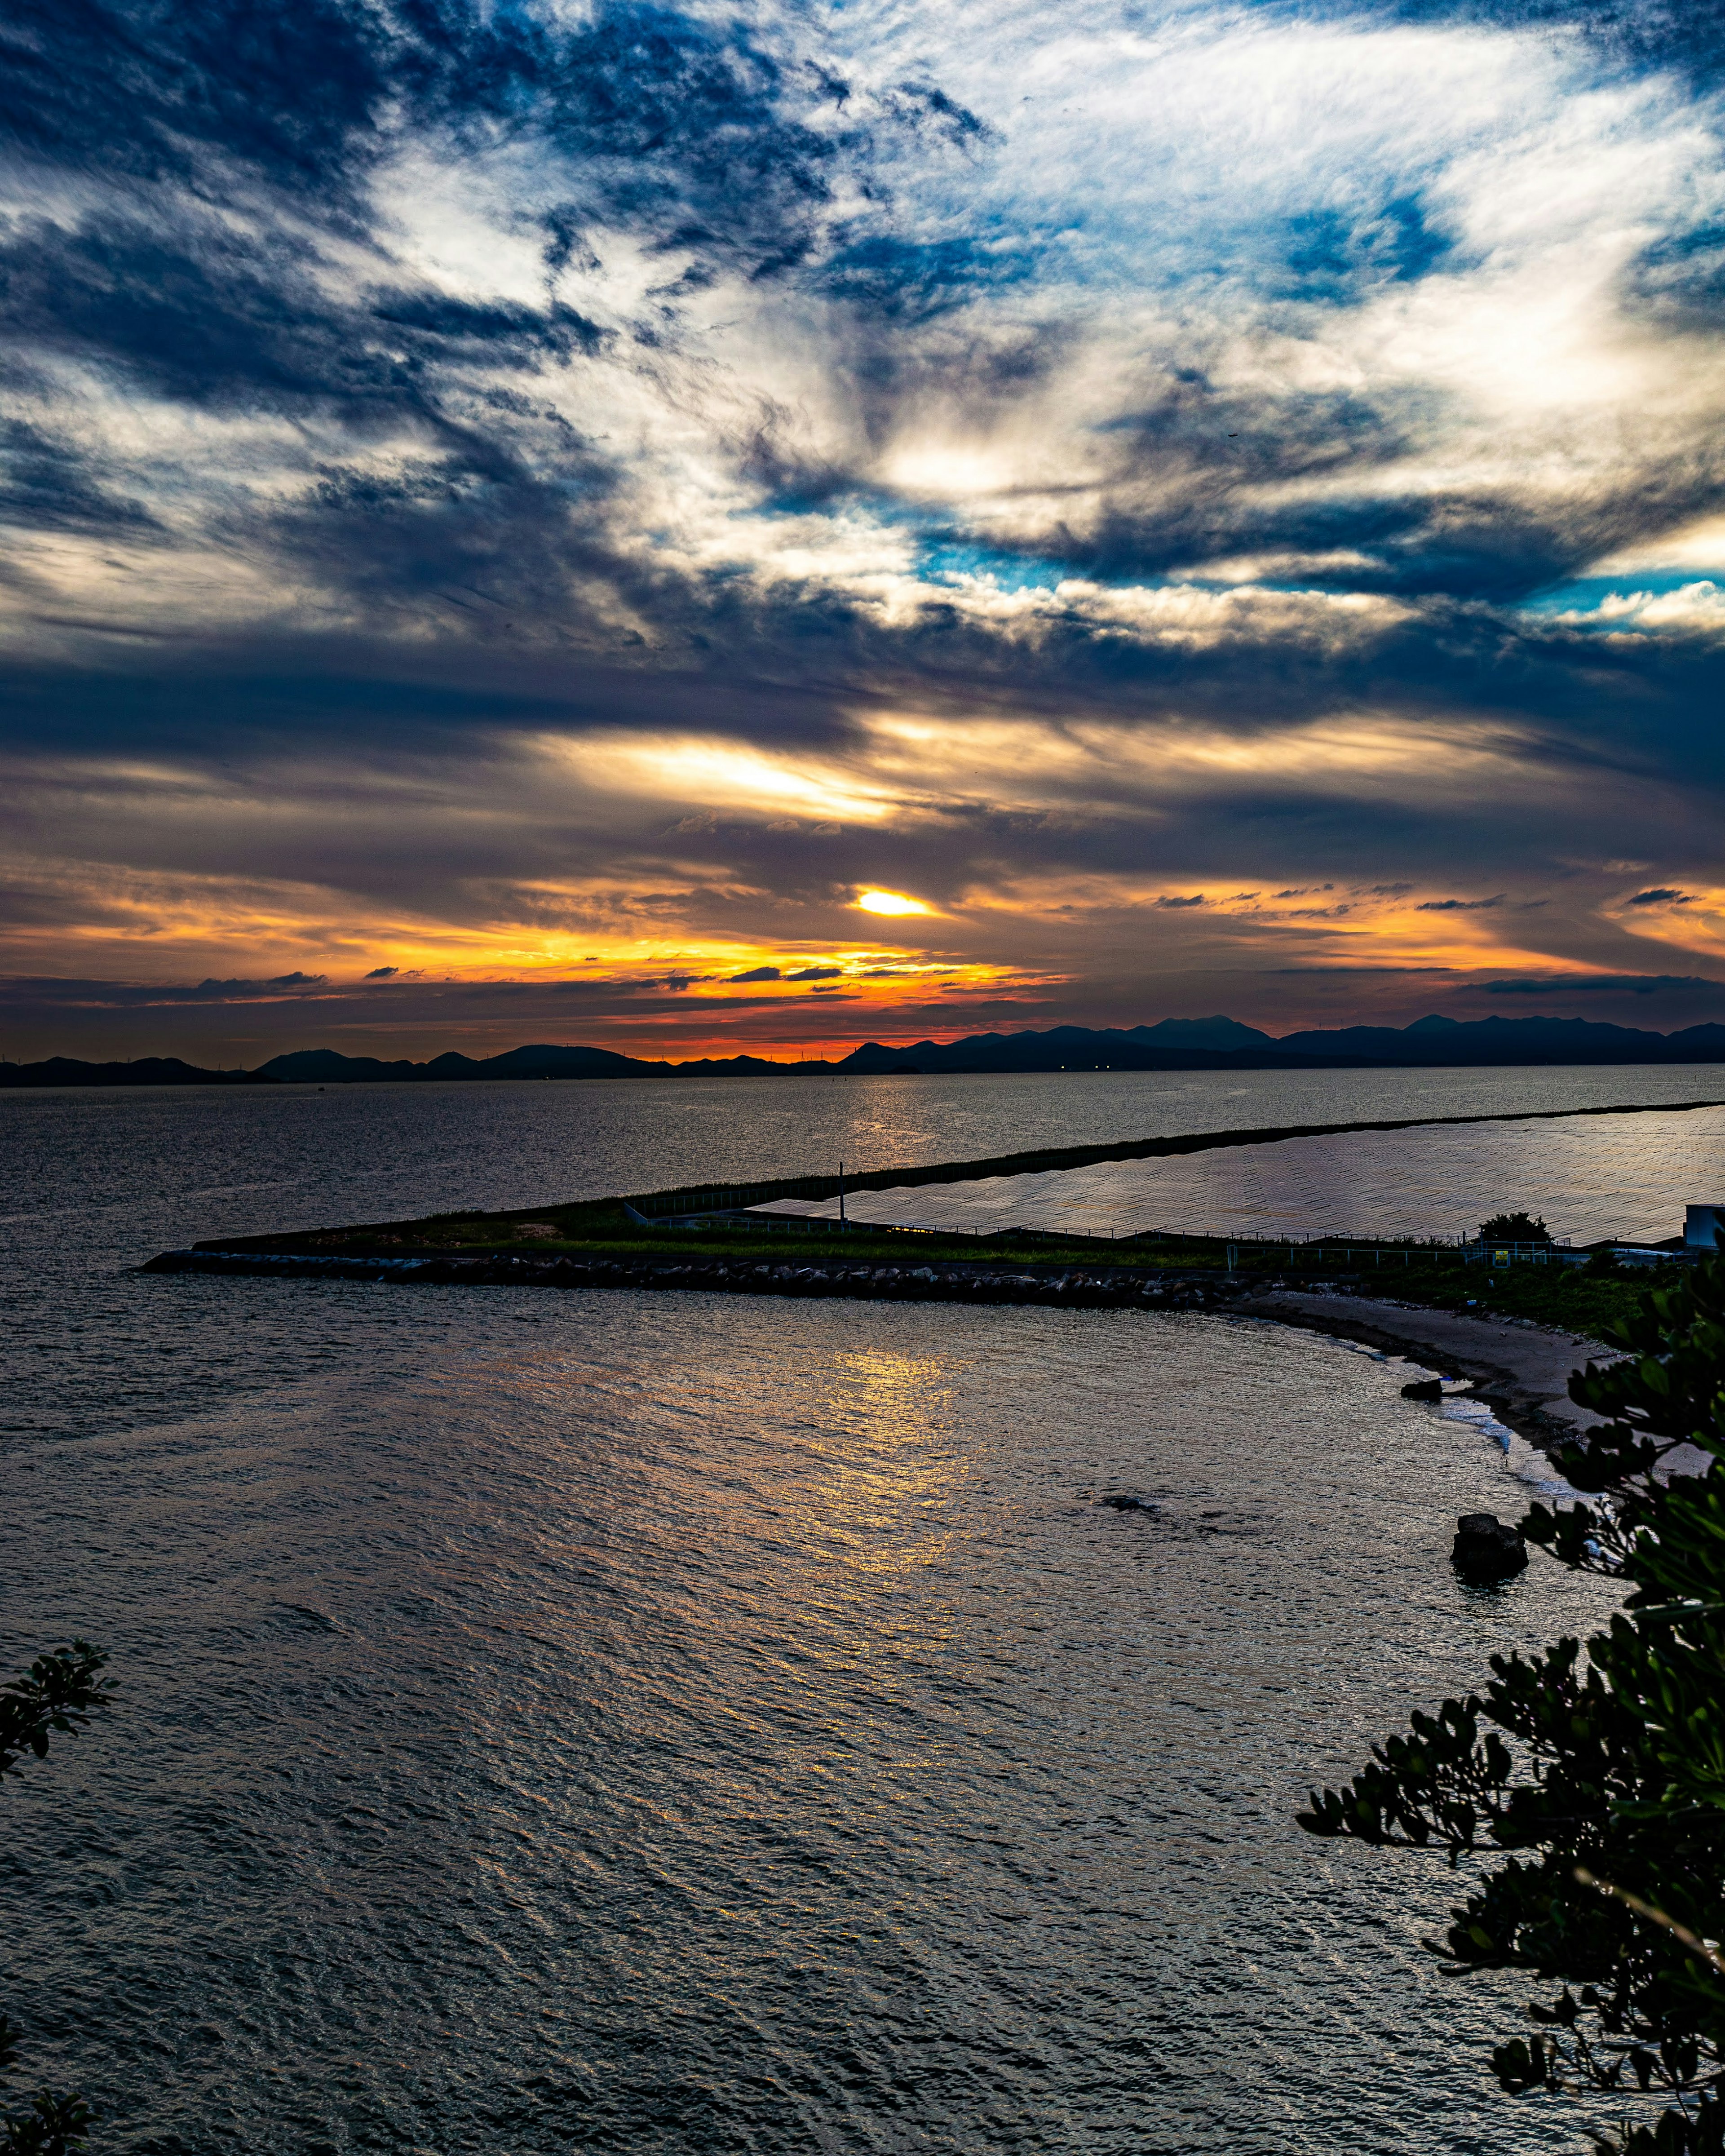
[2,1644,113,2155]
[1301,1258,1725,2152]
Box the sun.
[855,889,930,916]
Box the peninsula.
[142,1099,1696,1449]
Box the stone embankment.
[142,1245,1247,1312]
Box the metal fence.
[1459,1238,1580,1267]
[621,1194,1694,1266]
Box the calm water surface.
[1,1071,1673,2151]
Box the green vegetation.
[1300,1259,1725,2152]
[210,1199,1469,1273]
[1364,1260,1659,1341]
[255,1211,1233,1270]
[1480,1211,1553,1243]
[2,1643,113,2154]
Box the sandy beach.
[1239,1287,1624,1449]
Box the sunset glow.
[855,892,933,918]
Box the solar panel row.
[749,1106,1725,1245]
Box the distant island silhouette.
[7,1013,1725,1085]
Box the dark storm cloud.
[0,414,159,537]
[1,0,1721,679]
[0,0,856,253]
[0,0,919,630]
[1479,974,1725,996]
[0,974,341,1009]
[0,0,1693,601]
[0,218,614,556]
[0,970,789,1020]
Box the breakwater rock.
[1451,1511,1529,1580]
[141,1245,1255,1313]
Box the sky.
[4,0,1725,1064]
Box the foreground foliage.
[1301,1257,1725,2151]
[1479,1211,1553,1243]
[1376,1259,1650,1340]
[2,1645,112,2154]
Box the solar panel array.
[749,1105,1725,1245]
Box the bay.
[0,1068,1678,2151]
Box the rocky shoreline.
[141,1245,1244,1312]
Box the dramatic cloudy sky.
[4,0,1725,1061]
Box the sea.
[3,1063,1713,2155]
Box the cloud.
[786,964,843,980]
[1479,974,1725,997]
[0,972,346,1011]
[6,0,1725,1052]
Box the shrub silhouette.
[2,1645,113,2155]
[1478,1211,1552,1243]
[1301,1258,1725,2152]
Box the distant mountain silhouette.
[258,1044,836,1081]
[260,1045,650,1082]
[0,1056,277,1087]
[1129,1015,1277,1050]
[8,1014,1725,1086]
[1276,1013,1725,1064]
[836,1014,1725,1073]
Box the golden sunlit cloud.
[855,890,931,916]
[561,733,893,822]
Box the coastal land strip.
[143,1097,1705,1450]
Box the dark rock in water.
[1100,1494,1160,1514]
[1452,1512,1527,1579]
[1402,1378,1444,1402]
